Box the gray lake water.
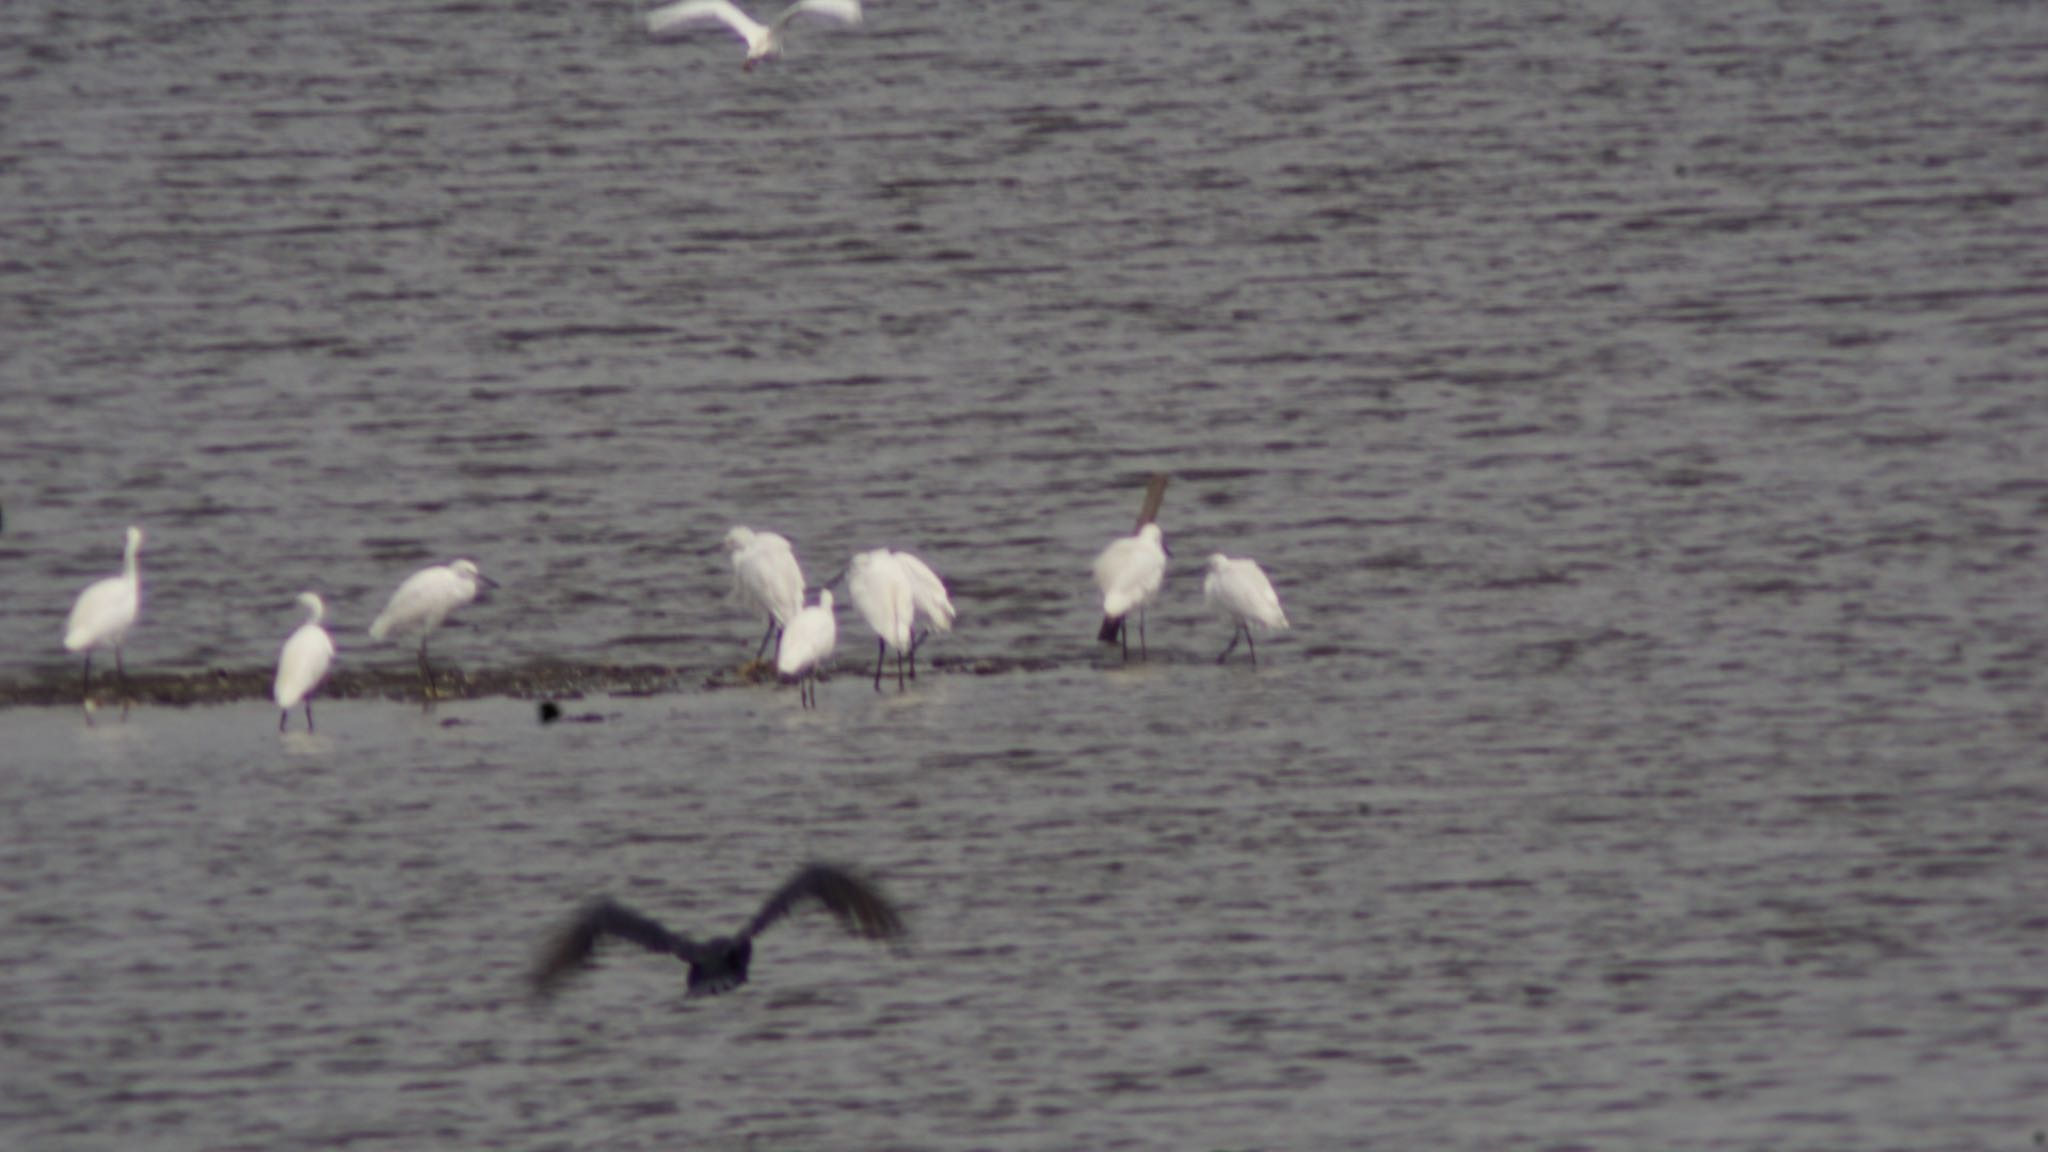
[5,0,2048,1147]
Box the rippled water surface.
[5,0,2048,1147]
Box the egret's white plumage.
[725,526,807,659]
[63,525,144,703]
[776,589,837,708]
[274,591,336,731]
[1093,522,1167,661]
[1204,553,1289,664]
[846,549,954,690]
[896,551,956,637]
[647,0,864,72]
[369,557,496,696]
[848,550,915,690]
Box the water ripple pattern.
[3,0,2048,1148]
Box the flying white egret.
[274,591,337,731]
[1203,554,1289,665]
[368,557,497,698]
[776,589,837,708]
[1094,522,1167,662]
[647,0,864,72]
[63,525,144,704]
[724,526,806,660]
[847,550,915,691]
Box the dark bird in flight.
[531,862,906,999]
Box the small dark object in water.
[531,862,905,999]
[539,700,562,724]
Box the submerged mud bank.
[0,654,1069,709]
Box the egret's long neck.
[123,539,141,582]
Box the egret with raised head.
[274,592,337,731]
[63,525,144,704]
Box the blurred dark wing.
[531,899,698,997]
[743,862,906,942]
[1134,472,1169,530]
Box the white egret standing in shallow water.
[1094,522,1168,662]
[368,558,497,698]
[63,525,144,704]
[847,549,954,690]
[848,550,915,691]
[274,591,336,731]
[776,589,837,708]
[724,526,806,660]
[1203,554,1289,664]
[647,0,864,72]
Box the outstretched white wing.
[648,0,767,41]
[771,0,863,32]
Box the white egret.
[274,591,337,731]
[776,589,837,708]
[1093,522,1167,662]
[368,557,497,697]
[724,526,806,659]
[847,549,954,690]
[63,525,144,704]
[847,550,914,691]
[647,0,864,72]
[1203,554,1289,664]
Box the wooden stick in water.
[1134,472,1169,530]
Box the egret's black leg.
[872,639,886,691]
[1117,618,1128,663]
[80,653,92,705]
[1247,629,1258,665]
[1138,610,1148,661]
[756,620,779,661]
[1217,626,1243,664]
[305,698,317,732]
[279,708,288,733]
[419,639,437,703]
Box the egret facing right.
[274,592,336,731]
[368,558,497,698]
[1203,554,1289,664]
[63,525,144,704]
